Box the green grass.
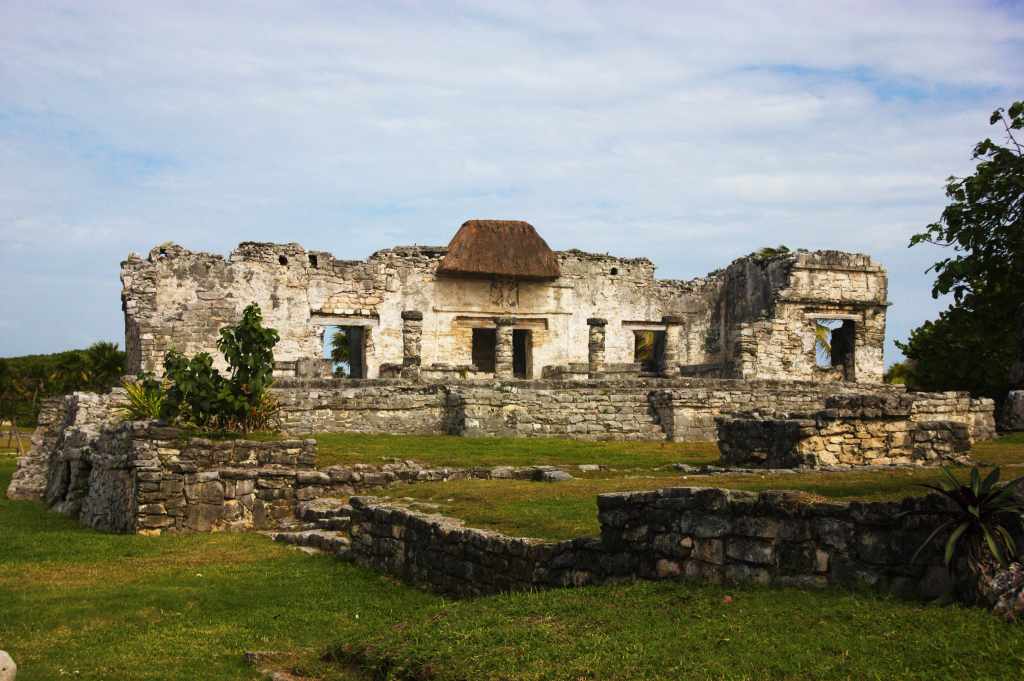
[3,455,1024,680]
[381,434,1024,540]
[0,455,432,681]
[326,580,1024,681]
[313,432,719,469]
[972,431,1024,466]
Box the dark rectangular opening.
[513,329,532,379]
[634,330,665,373]
[814,319,855,381]
[324,325,367,378]
[472,328,497,373]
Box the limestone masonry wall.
[716,393,993,468]
[267,378,994,444]
[347,486,996,599]
[43,421,320,533]
[272,380,450,435]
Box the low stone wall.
[910,393,997,441]
[449,383,666,440]
[12,394,593,533]
[716,395,974,468]
[650,382,992,442]
[348,496,603,596]
[269,376,989,443]
[596,486,959,597]
[271,380,450,435]
[1004,391,1024,432]
[43,421,320,533]
[346,486,991,599]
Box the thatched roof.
[437,220,561,279]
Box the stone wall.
[43,421,320,534]
[716,394,983,468]
[272,380,450,435]
[595,486,968,598]
[910,393,998,441]
[448,382,667,440]
[122,235,888,384]
[267,378,995,443]
[6,396,73,500]
[650,378,905,442]
[348,496,604,596]
[346,486,991,599]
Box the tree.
[330,328,349,377]
[84,341,126,392]
[899,101,1024,402]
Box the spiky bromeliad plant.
[912,466,1024,575]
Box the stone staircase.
[272,498,352,558]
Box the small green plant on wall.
[121,373,167,420]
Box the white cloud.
[0,0,1021,359]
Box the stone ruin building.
[6,219,1009,603]
[110,219,997,451]
[122,219,888,383]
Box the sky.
[1,1,1022,364]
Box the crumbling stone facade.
[121,222,888,383]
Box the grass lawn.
[380,434,1024,540]
[3,455,1024,680]
[313,432,719,469]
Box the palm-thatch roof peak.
[437,220,561,280]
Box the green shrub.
[215,303,280,426]
[911,466,1024,575]
[159,303,280,433]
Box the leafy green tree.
[899,101,1024,402]
[883,361,912,385]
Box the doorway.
[633,330,665,374]
[471,328,497,373]
[513,329,532,379]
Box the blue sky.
[1,1,1022,363]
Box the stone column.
[661,315,685,377]
[587,317,607,379]
[401,310,423,379]
[494,316,516,379]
